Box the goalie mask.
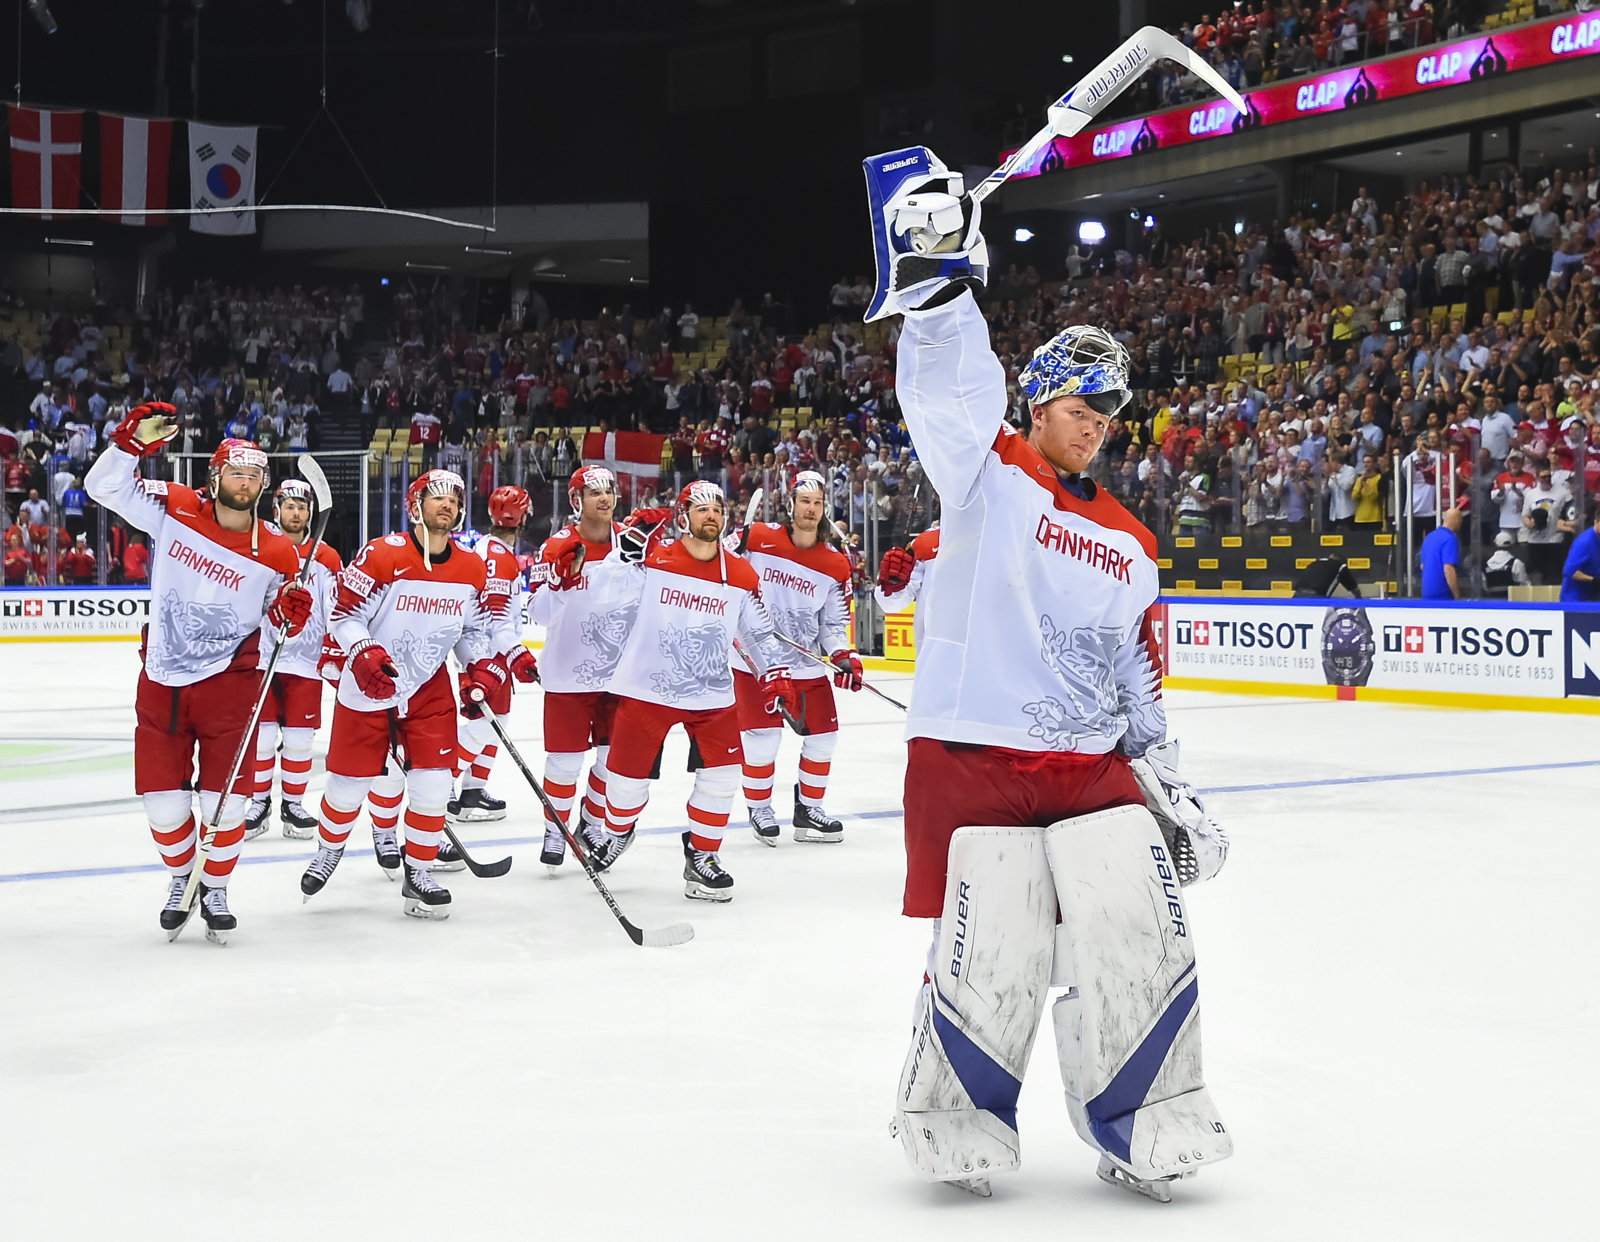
[568,465,618,520]
[405,469,468,531]
[1018,324,1132,416]
[674,479,727,539]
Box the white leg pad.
[1045,804,1232,1181]
[894,826,1055,1183]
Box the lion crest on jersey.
[388,626,453,696]
[767,604,826,672]
[1023,615,1122,747]
[151,590,241,677]
[574,601,639,689]
[650,621,733,702]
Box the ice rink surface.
[2,640,1594,1241]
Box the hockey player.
[299,469,499,919]
[872,526,939,617]
[549,480,794,901]
[85,407,310,942]
[863,147,1230,1200]
[448,484,540,825]
[526,465,623,868]
[734,469,863,844]
[245,478,344,841]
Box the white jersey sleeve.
[1112,609,1166,760]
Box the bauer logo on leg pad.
[1150,845,1186,937]
[949,880,970,980]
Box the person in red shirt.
[63,534,96,584]
[1192,14,1216,50]
[4,530,30,585]
[696,417,731,481]
[123,533,150,583]
[749,362,774,418]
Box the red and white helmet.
[674,479,727,538]
[273,478,314,523]
[568,465,618,518]
[209,438,268,488]
[488,485,532,529]
[787,469,828,515]
[405,469,468,531]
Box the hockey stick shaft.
[730,637,808,735]
[173,509,330,932]
[485,714,692,948]
[768,630,909,712]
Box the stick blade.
[635,921,696,948]
[468,855,514,878]
[297,452,334,509]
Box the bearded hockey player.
[547,480,793,901]
[299,470,498,919]
[245,478,344,841]
[526,465,623,869]
[864,147,1231,1201]
[85,407,310,942]
[735,470,863,844]
[449,484,540,825]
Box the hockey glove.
[877,546,916,594]
[318,634,347,685]
[348,640,399,701]
[829,649,864,692]
[267,581,314,637]
[1128,739,1229,886]
[760,667,797,719]
[109,402,180,458]
[542,533,587,589]
[508,646,539,684]
[463,655,510,715]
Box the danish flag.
[7,106,82,219]
[99,114,173,226]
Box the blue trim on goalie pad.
[1085,978,1200,1163]
[930,992,1022,1133]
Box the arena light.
[1013,227,1034,242]
[1077,220,1106,244]
[1143,214,1155,228]
[45,237,92,247]
[464,245,512,256]
[380,277,390,286]
[1061,54,1074,63]
[405,261,449,272]
[27,1,57,35]
[1233,221,1244,235]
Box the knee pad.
[323,772,371,814]
[591,744,611,780]
[257,721,280,755]
[544,751,584,784]
[457,711,496,753]
[798,730,837,763]
[1045,804,1231,1182]
[740,727,783,768]
[281,726,315,758]
[691,763,740,802]
[406,766,454,815]
[198,788,251,827]
[143,789,192,831]
[894,827,1055,1184]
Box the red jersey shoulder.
[154,481,201,514]
[313,541,344,576]
[991,425,1158,563]
[911,528,941,561]
[747,522,850,582]
[254,524,304,579]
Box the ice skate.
[280,798,317,840]
[433,836,466,873]
[402,860,451,919]
[540,818,567,870]
[372,826,401,880]
[242,798,271,841]
[447,787,506,823]
[199,884,236,946]
[749,804,781,846]
[1096,1154,1178,1204]
[159,872,195,936]
[300,844,344,900]
[577,819,634,873]
[792,789,843,844]
[682,832,734,902]
[948,1177,992,1198]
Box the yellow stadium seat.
[1448,303,1467,320]
[1497,310,1516,323]
[1484,288,1499,314]
[1524,308,1536,322]
[1430,305,1450,324]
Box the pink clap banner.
[1002,12,1600,180]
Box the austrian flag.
[6,106,82,219]
[100,114,173,226]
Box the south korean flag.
[187,123,258,235]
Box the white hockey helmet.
[406,469,468,531]
[569,464,618,519]
[786,469,829,517]
[674,479,727,538]
[273,477,314,523]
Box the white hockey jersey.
[470,532,524,659]
[582,538,788,711]
[328,532,495,714]
[740,522,851,679]
[85,446,300,687]
[897,292,1164,757]
[527,523,625,694]
[258,531,343,680]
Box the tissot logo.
[24,598,42,617]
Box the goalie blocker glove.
[862,146,988,321]
[1128,739,1229,885]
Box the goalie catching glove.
[862,146,987,321]
[1128,739,1229,885]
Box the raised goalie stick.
[484,713,695,949]
[968,26,1248,206]
[171,452,334,943]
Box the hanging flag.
[581,430,668,510]
[187,122,257,235]
[7,106,82,220]
[100,114,173,226]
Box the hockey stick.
[768,630,910,712]
[171,453,334,942]
[731,637,808,736]
[484,714,695,949]
[387,713,513,878]
[969,26,1248,205]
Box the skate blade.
[205,926,229,946]
[432,860,467,874]
[1097,1157,1174,1203]
[281,826,316,840]
[447,809,506,824]
[946,1177,991,1198]
[751,827,779,847]
[403,898,450,920]
[378,864,400,882]
[684,882,733,903]
[792,828,843,844]
[242,824,269,841]
[164,916,194,943]
[545,864,563,876]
